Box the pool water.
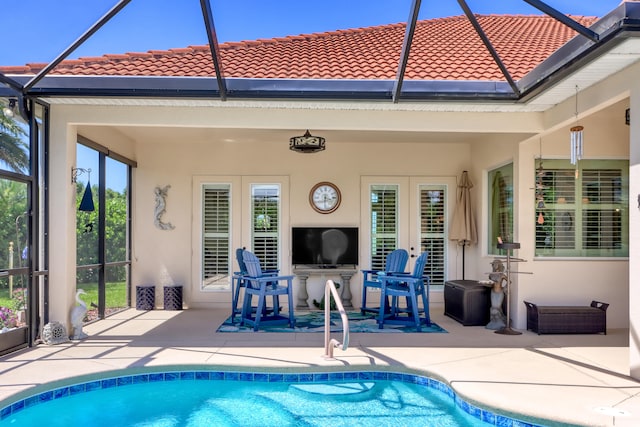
[0,371,543,427]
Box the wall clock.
[309,182,341,214]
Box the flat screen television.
[292,227,359,268]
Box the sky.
[0,0,624,66]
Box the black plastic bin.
[444,280,490,326]
[164,285,183,310]
[136,285,155,310]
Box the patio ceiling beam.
[392,0,421,103]
[522,0,599,42]
[199,0,227,101]
[23,0,132,92]
[0,73,23,94]
[457,0,520,97]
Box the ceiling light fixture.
[289,130,326,153]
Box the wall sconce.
[626,108,630,126]
[71,167,95,212]
[2,98,17,118]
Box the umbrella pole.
[462,243,465,279]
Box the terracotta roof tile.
[0,14,598,81]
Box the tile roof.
[1,14,597,81]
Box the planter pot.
[0,326,28,355]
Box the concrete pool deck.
[0,305,638,426]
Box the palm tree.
[0,102,29,174]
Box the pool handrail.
[323,279,349,359]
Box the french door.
[361,176,457,298]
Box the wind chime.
[570,85,584,170]
[535,139,546,225]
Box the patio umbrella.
[449,171,477,279]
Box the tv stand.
[293,266,356,310]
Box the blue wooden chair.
[378,251,431,331]
[240,250,295,331]
[360,249,409,314]
[232,248,279,322]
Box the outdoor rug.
[216,311,447,333]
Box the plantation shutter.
[251,184,280,271]
[419,186,446,287]
[369,185,399,270]
[202,184,231,289]
[582,169,623,250]
[535,159,628,257]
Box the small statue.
[154,185,175,230]
[485,260,507,330]
[313,283,340,310]
[70,289,88,340]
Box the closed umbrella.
[449,171,477,279]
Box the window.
[251,184,280,271]
[419,186,446,287]
[535,159,628,257]
[202,184,231,290]
[488,163,513,255]
[369,185,399,270]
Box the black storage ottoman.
[444,280,490,326]
[136,285,155,310]
[164,285,183,310]
[524,300,608,334]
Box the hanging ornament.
[570,86,584,166]
[537,212,545,225]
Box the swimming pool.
[0,369,545,426]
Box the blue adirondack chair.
[360,249,409,314]
[232,248,279,322]
[378,251,431,331]
[240,250,295,331]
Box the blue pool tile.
[10,400,24,413]
[253,373,268,382]
[1,405,12,419]
[298,373,314,382]
[482,410,497,425]
[496,415,514,426]
[269,373,284,382]
[149,373,164,382]
[53,387,69,399]
[372,371,388,381]
[38,391,53,403]
[209,371,225,380]
[224,372,239,381]
[24,395,39,408]
[239,372,254,381]
[358,372,374,380]
[283,373,299,382]
[132,374,149,384]
[164,372,180,381]
[69,384,85,395]
[343,372,359,380]
[101,378,117,389]
[328,372,344,381]
[118,376,133,386]
[85,380,101,392]
[313,373,329,382]
[180,372,195,381]
[195,371,210,380]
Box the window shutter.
[251,185,280,271]
[370,185,399,270]
[535,160,628,257]
[419,187,446,287]
[202,185,231,289]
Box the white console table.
[293,267,357,310]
